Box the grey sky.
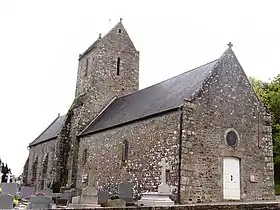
[0,0,279,176]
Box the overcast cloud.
[0,0,279,176]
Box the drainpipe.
[177,105,184,204]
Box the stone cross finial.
[158,158,170,185]
[227,42,233,48]
[99,33,102,39]
[120,18,123,22]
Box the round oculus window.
[226,130,238,146]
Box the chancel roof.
[81,59,219,136]
[29,115,66,147]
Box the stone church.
[23,20,275,203]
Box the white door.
[223,157,240,200]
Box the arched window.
[42,153,49,177]
[121,140,129,166]
[31,156,38,184]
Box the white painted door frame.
[223,157,241,200]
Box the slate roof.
[81,59,219,136]
[29,115,66,147]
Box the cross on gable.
[158,158,170,185]
[227,42,233,48]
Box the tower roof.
[79,20,136,60]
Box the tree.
[250,75,280,163]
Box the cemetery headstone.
[6,172,12,183]
[2,183,17,196]
[0,171,3,185]
[68,160,100,208]
[97,190,110,204]
[137,158,174,206]
[0,194,13,209]
[56,198,68,206]
[61,188,81,203]
[11,175,16,183]
[27,195,52,209]
[158,158,171,194]
[20,186,35,199]
[118,181,134,204]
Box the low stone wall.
[51,202,280,210]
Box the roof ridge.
[79,20,124,60]
[117,59,219,100]
[81,58,219,135]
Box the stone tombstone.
[20,186,35,199]
[11,175,16,183]
[68,160,100,208]
[97,190,110,204]
[2,183,17,196]
[6,172,12,183]
[43,188,53,196]
[56,198,68,206]
[27,195,52,209]
[61,188,82,203]
[137,158,174,207]
[0,194,13,209]
[158,158,171,194]
[118,181,133,203]
[0,171,3,185]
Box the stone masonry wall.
[180,49,275,203]
[27,139,57,190]
[78,110,180,201]
[55,22,139,187]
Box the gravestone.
[118,181,134,204]
[6,172,12,183]
[138,158,174,206]
[11,175,16,183]
[158,158,171,194]
[2,183,17,196]
[98,190,110,204]
[68,160,100,208]
[0,194,13,209]
[41,188,53,196]
[0,171,3,185]
[56,198,68,206]
[27,195,52,209]
[61,188,81,203]
[20,186,35,199]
